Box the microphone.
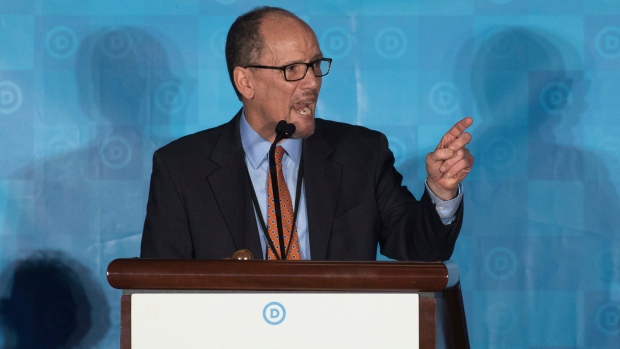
[275,120,287,135]
[268,121,296,259]
[273,120,296,144]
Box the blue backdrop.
[1,0,619,347]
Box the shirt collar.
[240,109,302,170]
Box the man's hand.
[426,117,474,200]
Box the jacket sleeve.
[374,133,463,261]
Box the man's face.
[243,15,323,141]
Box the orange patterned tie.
[266,146,302,260]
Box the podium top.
[107,259,459,292]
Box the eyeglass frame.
[244,58,332,82]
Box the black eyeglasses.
[245,58,332,82]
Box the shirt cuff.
[425,181,463,225]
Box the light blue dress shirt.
[239,111,463,260]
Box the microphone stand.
[268,121,296,259]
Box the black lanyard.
[247,154,304,260]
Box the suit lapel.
[303,134,342,260]
[205,112,263,259]
[203,114,343,260]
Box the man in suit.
[140,6,474,261]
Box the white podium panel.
[132,293,419,349]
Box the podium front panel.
[131,292,420,349]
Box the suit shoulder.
[314,118,385,145]
[155,117,235,160]
[156,127,220,158]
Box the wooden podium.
[107,259,469,348]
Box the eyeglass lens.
[285,60,330,81]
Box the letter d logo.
[263,302,286,325]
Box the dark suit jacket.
[140,111,463,261]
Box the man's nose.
[300,67,320,88]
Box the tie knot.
[274,146,286,165]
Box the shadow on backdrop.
[2,25,192,346]
[453,27,620,347]
[76,26,192,148]
[460,26,618,238]
[6,25,191,258]
[0,251,109,349]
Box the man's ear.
[234,67,254,100]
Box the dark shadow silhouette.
[2,24,194,346]
[0,251,109,349]
[387,25,620,347]
[448,27,620,347]
[461,27,618,239]
[6,25,194,272]
[76,26,193,146]
[8,25,192,242]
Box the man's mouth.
[293,101,314,116]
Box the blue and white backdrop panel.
[1,0,620,347]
